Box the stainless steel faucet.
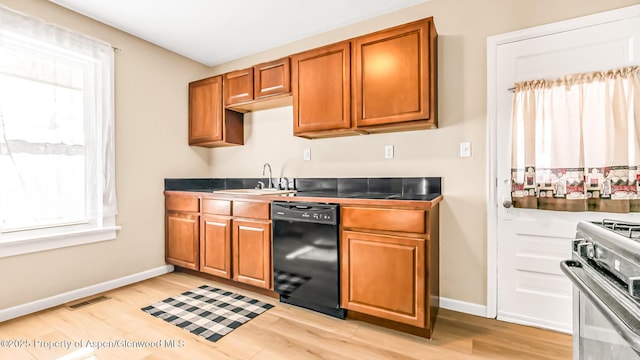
[262,163,273,189]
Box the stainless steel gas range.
[561,220,640,359]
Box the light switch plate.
[384,145,394,159]
[303,148,311,161]
[459,142,471,158]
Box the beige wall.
[0,0,210,309]
[1,0,637,312]
[206,0,639,306]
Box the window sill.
[0,225,121,258]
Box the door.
[224,68,254,105]
[200,214,231,278]
[291,41,352,135]
[232,219,272,289]
[188,76,223,144]
[494,10,640,332]
[166,212,199,270]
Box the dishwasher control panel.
[272,201,338,225]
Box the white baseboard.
[498,311,572,334]
[0,265,174,323]
[439,296,488,318]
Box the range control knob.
[595,247,604,259]
[585,243,595,259]
[576,241,594,259]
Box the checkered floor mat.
[274,270,311,296]
[141,285,273,342]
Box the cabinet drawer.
[233,201,270,220]
[202,199,231,215]
[342,207,426,234]
[166,195,199,212]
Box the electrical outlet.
[303,148,311,161]
[384,145,394,159]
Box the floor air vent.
[67,295,110,310]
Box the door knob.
[503,200,512,208]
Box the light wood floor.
[0,271,572,359]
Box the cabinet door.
[341,230,426,327]
[189,76,223,144]
[291,41,352,135]
[255,57,290,99]
[200,214,232,278]
[166,212,200,270]
[353,18,436,128]
[224,68,254,105]
[232,219,272,289]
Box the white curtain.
[0,4,116,231]
[511,66,640,213]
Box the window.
[0,5,118,257]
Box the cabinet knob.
[503,200,512,208]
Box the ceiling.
[49,0,430,67]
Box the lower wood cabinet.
[165,195,200,270]
[340,230,425,327]
[232,219,272,289]
[340,203,439,338]
[200,214,232,278]
[166,192,440,338]
[166,194,273,291]
[166,212,200,270]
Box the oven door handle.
[561,260,640,355]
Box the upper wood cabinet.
[224,68,254,106]
[224,57,292,113]
[255,57,291,99]
[353,18,437,132]
[187,17,437,144]
[291,41,354,138]
[189,76,244,147]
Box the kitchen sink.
[213,188,297,195]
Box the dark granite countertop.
[165,177,441,202]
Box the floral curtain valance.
[510,66,640,213]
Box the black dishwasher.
[272,201,345,319]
